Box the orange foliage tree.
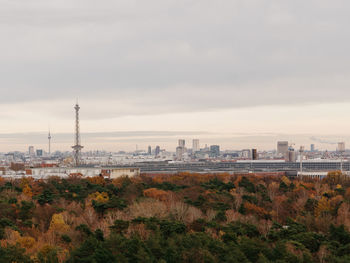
[143,188,169,201]
[244,202,270,219]
[345,187,350,200]
[22,184,33,198]
[0,176,5,186]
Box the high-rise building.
[155,146,160,156]
[176,146,185,160]
[252,149,258,160]
[178,139,185,148]
[148,146,152,155]
[192,139,200,153]
[210,145,220,157]
[36,149,43,157]
[277,141,289,156]
[242,149,251,159]
[28,146,35,156]
[287,149,296,162]
[338,142,345,152]
[192,139,200,152]
[310,144,315,152]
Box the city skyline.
[1,101,350,152]
[0,129,350,153]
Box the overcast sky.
[1,0,350,152]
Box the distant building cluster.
[0,102,349,179]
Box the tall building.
[287,149,296,162]
[147,146,152,155]
[277,141,289,156]
[310,144,315,152]
[155,146,160,156]
[192,139,200,152]
[338,142,345,152]
[176,146,185,160]
[28,146,35,156]
[252,149,258,160]
[210,145,220,157]
[178,139,185,148]
[242,149,251,159]
[36,149,43,157]
[176,139,186,160]
[72,102,83,166]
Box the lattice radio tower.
[72,101,83,166]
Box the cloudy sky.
[1,0,350,152]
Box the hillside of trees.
[0,171,350,262]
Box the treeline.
[0,171,350,262]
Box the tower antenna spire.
[72,101,83,166]
[48,125,51,155]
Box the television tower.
[48,130,51,155]
[72,102,83,166]
[299,146,305,179]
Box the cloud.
[1,0,350,153]
[0,0,350,118]
[310,137,338,145]
[0,130,210,144]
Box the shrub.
[61,234,72,243]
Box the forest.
[0,171,350,262]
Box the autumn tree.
[143,188,169,201]
[315,197,331,217]
[87,176,105,186]
[324,171,346,188]
[49,213,69,232]
[89,192,109,204]
[22,184,33,198]
[244,202,270,220]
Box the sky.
[1,0,350,152]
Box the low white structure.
[298,171,350,180]
[110,168,140,178]
[25,167,140,179]
[298,172,328,179]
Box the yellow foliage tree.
[315,197,331,217]
[324,171,346,187]
[88,192,109,203]
[96,192,109,203]
[1,229,36,250]
[20,177,34,188]
[49,213,69,232]
[87,176,105,185]
[18,236,35,249]
[281,176,291,186]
